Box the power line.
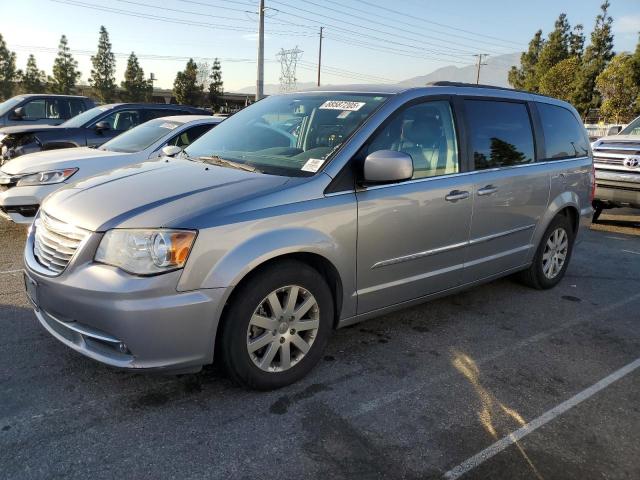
[271,0,513,56]
[352,0,524,47]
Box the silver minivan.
[23,84,594,389]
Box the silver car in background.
[23,84,593,389]
[0,115,221,223]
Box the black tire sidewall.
[220,260,334,390]
[533,216,574,289]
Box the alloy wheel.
[542,227,569,279]
[246,285,320,372]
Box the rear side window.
[465,100,535,170]
[537,103,589,160]
[68,99,88,118]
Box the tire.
[518,214,575,290]
[219,260,334,390]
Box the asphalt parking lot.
[1,211,639,480]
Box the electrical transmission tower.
[276,47,303,92]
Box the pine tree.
[121,53,152,102]
[173,59,202,105]
[574,1,615,117]
[633,34,640,115]
[0,33,17,100]
[50,35,81,94]
[89,26,117,102]
[596,53,639,123]
[18,55,46,93]
[569,25,585,58]
[536,13,571,76]
[508,30,544,91]
[208,58,223,112]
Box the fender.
[179,226,357,319]
[526,190,582,263]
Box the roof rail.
[426,81,554,99]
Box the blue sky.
[2,0,639,92]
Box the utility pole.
[256,0,265,101]
[473,54,489,85]
[317,26,323,87]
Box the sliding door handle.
[477,185,498,196]
[445,190,470,202]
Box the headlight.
[95,229,197,275]
[16,168,78,186]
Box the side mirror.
[94,121,110,132]
[161,145,182,157]
[363,150,413,183]
[12,107,25,119]
[606,125,622,136]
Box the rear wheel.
[518,214,574,290]
[219,260,333,390]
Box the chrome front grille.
[593,156,624,166]
[33,211,89,274]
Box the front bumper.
[0,184,59,224]
[24,227,227,372]
[594,169,640,208]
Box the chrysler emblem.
[623,156,640,168]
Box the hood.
[1,147,123,174]
[0,124,65,135]
[42,158,291,231]
[594,135,640,145]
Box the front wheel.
[219,260,334,390]
[518,215,574,290]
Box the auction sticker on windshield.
[301,158,325,173]
[319,101,366,111]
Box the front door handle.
[445,190,470,202]
[477,185,498,196]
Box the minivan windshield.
[62,105,114,128]
[0,96,24,116]
[619,116,640,136]
[100,119,183,153]
[184,93,389,176]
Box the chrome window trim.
[372,224,536,269]
[361,156,590,192]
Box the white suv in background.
[0,115,222,224]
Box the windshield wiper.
[198,155,260,173]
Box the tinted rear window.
[537,103,589,159]
[465,100,535,170]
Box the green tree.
[89,26,116,102]
[539,57,581,103]
[596,53,639,123]
[173,58,202,105]
[0,33,17,100]
[121,52,152,102]
[50,35,81,94]
[573,1,615,117]
[508,30,544,91]
[18,54,46,93]
[535,13,571,76]
[569,24,585,57]
[208,58,223,112]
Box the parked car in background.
[23,84,593,389]
[0,115,222,224]
[591,115,640,221]
[0,94,94,127]
[0,103,211,163]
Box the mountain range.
[236,52,520,94]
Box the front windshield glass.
[100,119,182,153]
[619,116,640,136]
[184,92,389,176]
[62,105,114,128]
[0,96,24,116]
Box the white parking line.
[622,249,640,256]
[443,357,640,480]
[0,269,23,275]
